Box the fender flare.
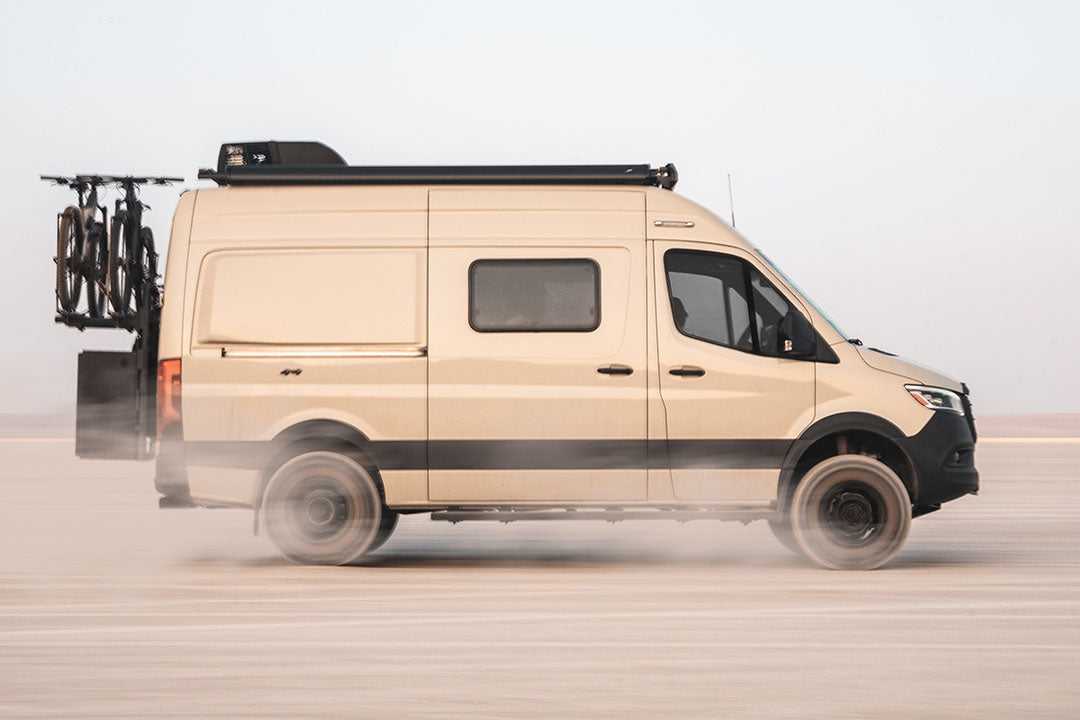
[776,412,917,515]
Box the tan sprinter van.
[73,141,979,570]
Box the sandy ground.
[0,440,1078,719]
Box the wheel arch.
[253,419,384,534]
[777,412,918,515]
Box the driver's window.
[664,250,800,357]
[664,250,753,352]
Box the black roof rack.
[197,141,678,190]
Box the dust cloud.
[2,438,1079,716]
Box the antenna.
[727,173,736,228]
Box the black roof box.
[216,141,346,173]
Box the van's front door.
[427,190,647,503]
[653,242,816,504]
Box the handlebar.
[41,174,184,187]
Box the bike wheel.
[140,227,157,276]
[84,223,109,318]
[108,211,134,315]
[56,207,84,313]
[130,226,159,313]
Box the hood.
[854,346,963,392]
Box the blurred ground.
[0,439,1078,719]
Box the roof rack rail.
[196,141,678,190]
[198,163,679,189]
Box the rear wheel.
[56,206,83,312]
[790,455,912,570]
[84,223,108,318]
[108,211,133,314]
[138,226,159,310]
[368,510,399,554]
[263,451,385,565]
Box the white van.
[74,141,979,570]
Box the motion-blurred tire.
[263,451,384,565]
[366,510,400,555]
[790,454,911,570]
[767,516,805,557]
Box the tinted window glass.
[469,259,600,332]
[750,268,791,357]
[665,251,753,351]
[665,250,808,357]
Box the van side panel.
[427,189,648,504]
[180,187,428,508]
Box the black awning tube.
[198,162,678,190]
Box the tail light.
[157,358,182,441]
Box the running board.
[430,507,774,524]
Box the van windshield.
[753,247,849,341]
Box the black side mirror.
[779,310,816,358]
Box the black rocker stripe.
[183,438,792,471]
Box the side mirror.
[779,310,816,358]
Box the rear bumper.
[902,410,979,507]
[154,433,192,506]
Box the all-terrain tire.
[263,451,384,565]
[790,454,912,570]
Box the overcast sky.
[1,0,1077,414]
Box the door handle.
[597,364,634,376]
[669,365,705,377]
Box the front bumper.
[901,409,979,507]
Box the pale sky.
[2,0,1077,414]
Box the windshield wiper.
[847,338,863,346]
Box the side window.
[664,251,753,351]
[664,250,805,357]
[469,259,600,332]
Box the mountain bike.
[107,176,181,315]
[42,175,109,317]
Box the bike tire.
[108,210,134,315]
[132,226,158,313]
[56,206,83,313]
[84,223,109,318]
[141,226,158,280]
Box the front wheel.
[767,515,804,557]
[263,451,385,565]
[790,455,912,570]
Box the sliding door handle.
[597,364,634,375]
[669,365,705,377]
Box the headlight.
[905,385,965,415]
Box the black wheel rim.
[284,477,353,544]
[818,481,886,548]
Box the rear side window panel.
[469,259,601,332]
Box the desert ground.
[1,438,1078,718]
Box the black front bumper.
[901,409,979,507]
